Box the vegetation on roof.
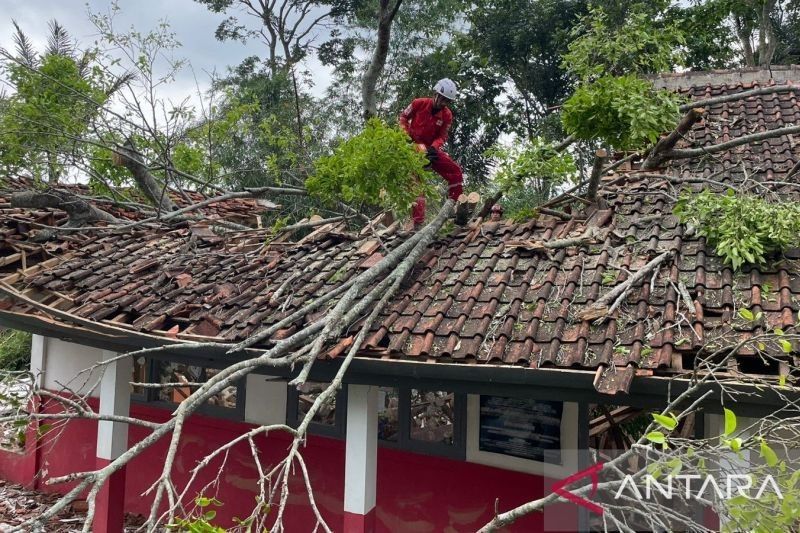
[675,189,800,270]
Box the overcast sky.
[0,0,333,104]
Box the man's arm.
[431,110,452,150]
[399,99,418,134]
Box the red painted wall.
[0,397,573,532]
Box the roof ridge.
[650,65,800,90]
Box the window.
[377,387,466,459]
[466,396,579,478]
[296,381,338,426]
[131,356,149,400]
[130,358,245,420]
[156,362,238,409]
[478,396,562,464]
[377,387,400,442]
[287,383,466,458]
[410,389,455,445]
[286,381,347,438]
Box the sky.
[0,0,334,105]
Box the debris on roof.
[0,74,798,395]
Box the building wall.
[31,336,107,397]
[0,335,575,531]
[9,400,556,531]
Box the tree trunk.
[734,15,756,67]
[757,0,778,67]
[112,139,179,214]
[586,149,608,201]
[12,189,120,226]
[361,0,402,121]
[46,150,59,185]
[290,67,305,159]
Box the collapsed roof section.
[0,71,799,395]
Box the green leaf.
[646,463,663,479]
[652,413,678,431]
[646,431,666,444]
[727,437,743,452]
[723,407,737,436]
[779,375,787,387]
[760,439,779,467]
[196,497,211,508]
[666,457,683,475]
[203,510,217,521]
[738,309,754,321]
[780,339,792,353]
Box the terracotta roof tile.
[2,75,800,394]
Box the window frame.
[130,357,247,421]
[378,387,467,460]
[285,383,348,439]
[465,395,579,478]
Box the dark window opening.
[286,381,347,438]
[296,381,337,426]
[130,358,245,420]
[410,389,455,445]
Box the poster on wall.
[478,396,563,464]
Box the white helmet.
[434,78,457,100]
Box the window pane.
[156,362,237,408]
[410,390,454,445]
[377,387,399,442]
[296,382,336,426]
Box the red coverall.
[399,98,464,224]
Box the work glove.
[425,146,439,163]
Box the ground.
[0,480,145,532]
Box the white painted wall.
[33,335,110,397]
[465,395,579,478]
[244,374,288,426]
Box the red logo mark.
[551,463,605,515]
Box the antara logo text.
[552,463,784,515]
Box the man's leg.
[412,195,426,225]
[430,150,463,200]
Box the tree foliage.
[562,74,681,150]
[486,137,576,197]
[559,5,684,150]
[466,0,586,138]
[674,189,800,270]
[0,330,31,372]
[562,5,685,81]
[0,22,115,183]
[306,119,436,213]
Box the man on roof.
[399,78,464,228]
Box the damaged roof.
[0,177,274,275]
[0,71,799,395]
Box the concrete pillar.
[343,385,377,533]
[93,351,131,533]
